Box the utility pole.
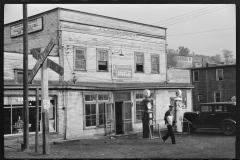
[23,4,29,150]
[41,60,50,154]
[35,87,39,153]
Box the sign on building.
[10,17,43,38]
[112,65,132,79]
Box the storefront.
[4,96,57,135]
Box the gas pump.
[141,89,153,138]
[174,89,185,133]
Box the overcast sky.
[4,4,236,59]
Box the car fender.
[220,119,236,127]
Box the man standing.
[162,104,176,144]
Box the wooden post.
[41,60,50,154]
[22,4,29,150]
[35,87,39,153]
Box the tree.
[222,49,234,64]
[178,46,190,56]
[210,54,221,64]
[167,49,178,68]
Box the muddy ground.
[4,130,235,159]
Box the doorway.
[115,102,123,134]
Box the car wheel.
[221,121,235,136]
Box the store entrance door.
[115,101,132,135]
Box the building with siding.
[191,64,236,111]
[4,8,194,139]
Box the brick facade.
[191,65,236,111]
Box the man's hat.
[169,104,174,107]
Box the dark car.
[183,102,236,136]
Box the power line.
[163,5,231,27]
[168,27,235,36]
[151,4,223,25]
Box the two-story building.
[4,8,194,139]
[191,64,236,111]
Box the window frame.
[134,52,144,73]
[83,93,110,129]
[216,69,223,81]
[193,70,199,82]
[214,92,221,102]
[198,94,203,102]
[14,69,32,84]
[73,46,87,71]
[135,91,144,123]
[96,48,109,72]
[151,53,160,74]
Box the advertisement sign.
[10,17,43,38]
[112,65,132,79]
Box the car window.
[223,105,227,112]
[215,105,222,112]
[201,105,212,112]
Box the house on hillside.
[4,8,194,139]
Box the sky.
[4,4,236,59]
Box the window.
[216,69,223,81]
[74,47,86,70]
[198,94,203,102]
[97,49,108,71]
[14,69,31,84]
[215,105,223,112]
[135,52,144,72]
[201,106,213,112]
[84,93,110,128]
[193,70,199,82]
[135,92,144,122]
[214,92,221,102]
[151,54,159,73]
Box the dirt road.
[4,130,235,159]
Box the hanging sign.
[112,65,132,79]
[10,17,43,38]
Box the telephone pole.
[23,4,29,150]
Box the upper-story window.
[193,70,199,82]
[151,54,159,73]
[14,69,31,84]
[135,52,144,73]
[74,47,87,71]
[97,49,109,72]
[214,92,221,102]
[216,69,223,81]
[198,94,203,102]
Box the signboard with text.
[112,65,132,79]
[10,17,43,38]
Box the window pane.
[136,54,143,63]
[98,61,107,65]
[76,50,85,59]
[99,103,104,113]
[75,59,85,70]
[85,104,90,115]
[17,72,23,84]
[215,106,222,112]
[85,95,96,101]
[136,64,143,72]
[99,51,108,61]
[86,119,91,127]
[91,104,96,114]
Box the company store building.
[4,8,194,139]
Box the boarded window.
[75,48,86,70]
[97,50,108,71]
[151,54,159,73]
[135,52,144,72]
